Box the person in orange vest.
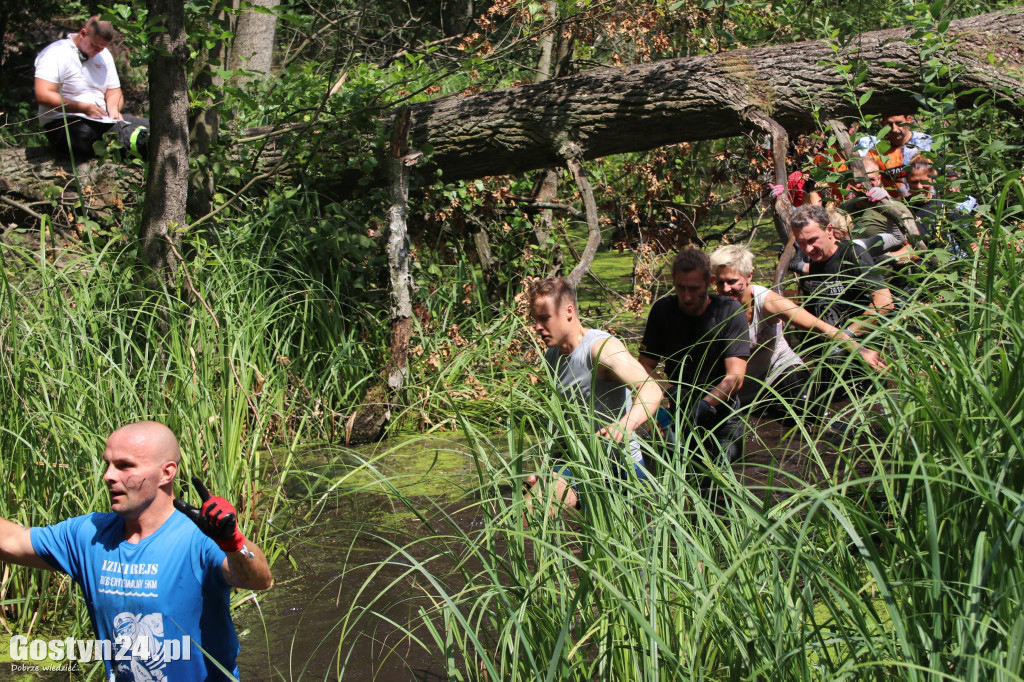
[855,114,932,198]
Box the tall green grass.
[0,234,378,637]
[319,208,1024,680]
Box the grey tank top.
[545,329,642,462]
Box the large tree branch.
[404,7,1024,181]
[6,7,1024,231]
[562,144,601,288]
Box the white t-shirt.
[739,284,804,403]
[35,34,120,121]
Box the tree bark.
[563,148,601,288]
[385,107,416,395]
[344,109,421,445]
[228,0,279,84]
[466,216,501,303]
[188,3,232,219]
[528,1,569,274]
[404,7,1024,181]
[0,147,142,225]
[342,108,423,445]
[139,0,189,286]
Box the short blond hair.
[709,244,754,278]
[826,208,852,238]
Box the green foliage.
[5,1,1024,677]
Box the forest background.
[2,0,1024,679]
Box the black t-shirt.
[912,199,941,243]
[798,240,885,329]
[639,294,750,393]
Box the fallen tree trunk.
[406,6,1024,181]
[0,147,142,231]
[4,7,1023,219]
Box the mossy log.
[406,6,1024,181]
[0,146,143,235]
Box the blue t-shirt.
[31,511,239,681]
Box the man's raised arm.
[222,542,273,591]
[174,477,273,591]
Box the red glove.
[174,476,247,553]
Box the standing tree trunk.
[467,216,501,303]
[385,108,416,394]
[228,0,279,84]
[529,0,570,273]
[535,0,558,83]
[439,0,473,37]
[140,0,189,287]
[188,2,232,219]
[343,108,422,445]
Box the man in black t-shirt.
[791,204,893,397]
[793,205,893,333]
[639,249,750,463]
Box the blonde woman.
[709,244,885,408]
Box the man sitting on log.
[34,16,149,161]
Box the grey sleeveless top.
[545,329,642,462]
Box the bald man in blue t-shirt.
[0,421,271,680]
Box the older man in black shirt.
[791,204,893,339]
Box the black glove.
[174,476,246,552]
[691,399,717,428]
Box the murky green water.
[230,417,832,681]
[234,432,490,681]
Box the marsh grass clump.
[0,235,378,636]
[323,212,1024,680]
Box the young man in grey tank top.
[524,277,663,516]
